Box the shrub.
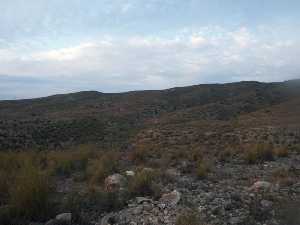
[271,168,294,187]
[0,171,10,203]
[87,151,119,185]
[218,148,233,162]
[0,206,14,225]
[9,164,53,220]
[130,146,149,163]
[196,160,211,179]
[176,210,201,225]
[275,147,289,157]
[245,143,274,164]
[47,148,92,177]
[88,190,127,212]
[189,148,203,162]
[129,169,161,198]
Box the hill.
[0,80,300,225]
[0,81,299,151]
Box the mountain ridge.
[0,80,299,151]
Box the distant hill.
[0,81,299,151]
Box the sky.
[0,0,300,99]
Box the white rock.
[249,181,272,192]
[160,190,181,206]
[125,170,135,177]
[56,213,71,223]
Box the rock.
[125,170,135,177]
[45,219,60,225]
[104,173,127,192]
[133,206,143,215]
[101,213,115,225]
[229,216,244,225]
[160,190,181,206]
[55,213,71,224]
[261,199,273,211]
[136,197,152,204]
[249,181,272,192]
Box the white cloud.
[0,27,299,97]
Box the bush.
[47,148,92,177]
[130,146,149,163]
[9,164,53,220]
[275,147,289,157]
[218,148,233,162]
[0,206,14,225]
[271,168,294,187]
[88,190,127,212]
[176,210,201,225]
[0,171,10,203]
[245,143,274,164]
[87,151,119,185]
[196,160,210,179]
[129,169,161,198]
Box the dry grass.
[196,160,211,179]
[271,168,295,187]
[274,146,289,157]
[244,143,274,164]
[128,168,161,198]
[0,145,99,222]
[87,151,120,185]
[9,164,53,220]
[47,145,96,176]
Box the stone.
[45,219,60,225]
[101,213,115,225]
[229,216,243,225]
[249,181,272,192]
[104,173,127,192]
[160,190,181,206]
[133,206,143,215]
[125,170,135,177]
[55,213,71,224]
[261,199,273,211]
[136,197,152,204]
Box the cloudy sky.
[0,0,300,99]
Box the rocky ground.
[44,152,300,225]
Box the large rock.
[105,173,127,192]
[160,190,181,206]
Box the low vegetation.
[196,160,211,179]
[87,151,120,185]
[9,164,52,220]
[274,146,289,157]
[244,143,275,164]
[176,209,202,225]
[128,168,161,198]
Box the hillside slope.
[0,81,298,150]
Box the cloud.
[0,27,299,99]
